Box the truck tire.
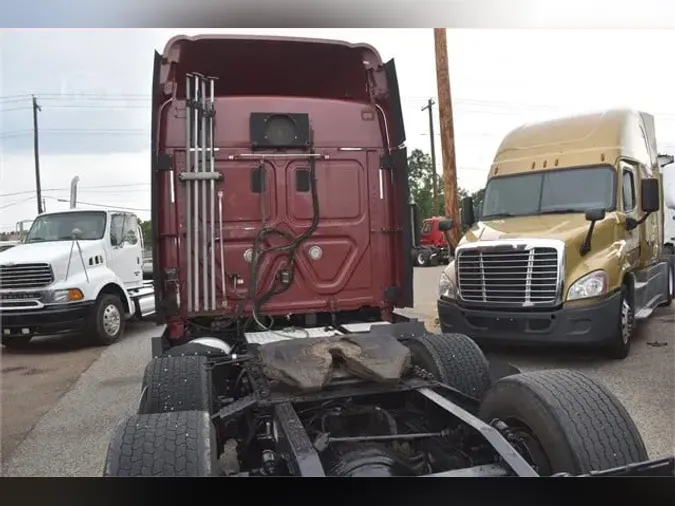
[416,250,429,267]
[140,355,212,415]
[605,285,634,360]
[90,293,126,346]
[659,257,674,307]
[407,333,491,399]
[479,369,648,475]
[428,252,440,267]
[103,410,218,477]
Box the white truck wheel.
[90,294,126,346]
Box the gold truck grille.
[0,263,54,289]
[457,247,560,306]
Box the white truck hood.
[0,241,107,283]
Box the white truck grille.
[0,263,54,289]
[457,245,561,306]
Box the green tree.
[407,148,485,228]
[138,219,152,245]
[407,148,445,219]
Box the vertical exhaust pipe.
[69,176,79,209]
[185,74,193,312]
[192,74,201,311]
[208,77,217,311]
[198,75,209,311]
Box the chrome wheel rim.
[417,253,425,265]
[103,304,121,336]
[669,267,674,298]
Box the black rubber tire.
[605,285,634,360]
[90,293,126,346]
[479,369,648,475]
[164,342,229,358]
[103,410,218,477]
[140,355,212,415]
[416,250,429,267]
[429,253,440,267]
[1,335,33,349]
[406,333,491,399]
[659,257,673,307]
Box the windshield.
[481,166,616,220]
[25,211,107,243]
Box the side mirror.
[641,178,660,213]
[438,219,454,231]
[585,208,606,222]
[461,197,476,228]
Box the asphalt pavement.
[1,265,673,475]
[1,321,155,476]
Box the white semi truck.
[0,208,155,348]
[661,154,675,256]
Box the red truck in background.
[409,203,453,267]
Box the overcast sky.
[2,28,675,229]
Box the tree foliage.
[407,148,485,229]
[138,219,152,245]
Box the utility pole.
[421,98,439,215]
[433,28,460,245]
[32,95,43,214]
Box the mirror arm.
[626,211,652,231]
[579,221,597,257]
[637,211,652,226]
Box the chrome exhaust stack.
[180,73,222,313]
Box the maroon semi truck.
[102,34,672,478]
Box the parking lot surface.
[1,266,673,475]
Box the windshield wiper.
[539,208,586,215]
[481,212,517,219]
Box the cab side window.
[622,169,636,212]
[123,214,139,245]
[110,214,125,246]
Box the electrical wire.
[0,183,150,198]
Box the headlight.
[567,270,608,301]
[438,270,456,299]
[49,288,85,303]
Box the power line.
[3,92,675,117]
[0,196,36,211]
[0,93,150,101]
[43,196,150,212]
[0,128,147,139]
[0,183,150,198]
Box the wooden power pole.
[421,98,439,215]
[32,95,43,214]
[433,28,460,244]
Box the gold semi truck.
[437,109,675,359]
